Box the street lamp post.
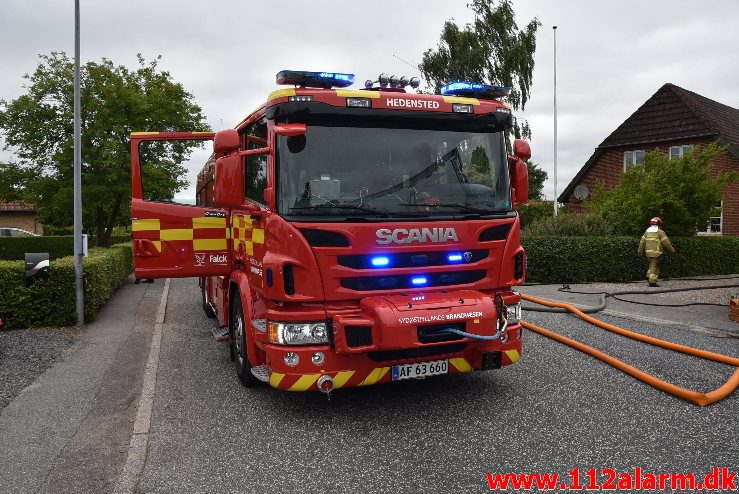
[552,25,558,217]
[73,0,84,326]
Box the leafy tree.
[586,144,737,236]
[526,160,547,200]
[419,0,540,139]
[0,53,209,246]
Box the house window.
[697,201,722,235]
[623,150,645,170]
[669,145,693,159]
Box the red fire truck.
[131,70,530,393]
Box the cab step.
[250,365,270,382]
[211,326,229,343]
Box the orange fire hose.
[520,294,739,407]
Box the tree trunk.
[95,195,122,247]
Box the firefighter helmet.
[650,217,662,225]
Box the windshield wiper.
[398,202,493,215]
[290,203,390,217]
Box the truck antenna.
[393,54,417,70]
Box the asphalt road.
[136,278,739,493]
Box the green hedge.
[0,235,131,260]
[0,243,133,329]
[522,235,739,283]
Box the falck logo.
[376,227,459,245]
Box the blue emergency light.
[447,253,464,263]
[411,276,428,286]
[370,256,390,267]
[440,81,511,100]
[276,70,355,89]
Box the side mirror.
[214,154,244,208]
[513,139,531,160]
[274,123,307,137]
[214,129,240,155]
[509,157,529,207]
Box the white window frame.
[696,200,723,236]
[669,144,693,159]
[623,150,645,171]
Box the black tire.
[201,281,216,319]
[231,291,260,387]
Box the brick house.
[0,201,42,234]
[559,83,739,236]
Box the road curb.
[114,278,170,494]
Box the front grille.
[338,249,488,269]
[368,343,466,362]
[340,269,486,291]
[417,322,466,343]
[298,228,350,247]
[479,223,512,242]
[345,326,372,347]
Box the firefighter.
[638,217,675,287]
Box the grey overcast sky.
[1,0,737,202]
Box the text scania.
[376,227,459,245]
[386,98,441,109]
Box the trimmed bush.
[522,235,739,283]
[0,243,133,329]
[0,235,131,260]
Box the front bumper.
[265,323,522,391]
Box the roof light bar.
[365,74,420,90]
[276,70,355,89]
[440,82,512,100]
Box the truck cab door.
[131,132,232,279]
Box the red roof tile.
[599,83,739,149]
[0,201,35,211]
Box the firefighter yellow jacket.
[638,226,675,258]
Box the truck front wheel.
[230,291,259,387]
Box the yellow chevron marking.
[504,349,521,364]
[130,131,161,136]
[132,219,160,231]
[152,240,161,252]
[288,374,321,392]
[333,371,355,389]
[252,228,265,244]
[269,372,285,388]
[359,367,390,386]
[193,216,227,228]
[335,89,381,99]
[160,229,193,241]
[268,88,296,101]
[193,238,228,251]
[449,358,472,373]
[442,96,480,105]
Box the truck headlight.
[268,321,329,345]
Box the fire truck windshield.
[277,125,511,219]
